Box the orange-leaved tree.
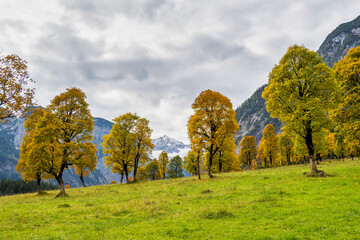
[187,90,239,178]
[0,54,35,122]
[257,124,279,168]
[239,136,257,170]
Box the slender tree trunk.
[197,152,201,180]
[287,153,291,165]
[120,173,124,184]
[36,176,41,194]
[80,172,87,187]
[218,152,222,173]
[305,126,319,174]
[124,165,129,182]
[207,144,214,178]
[55,175,66,197]
[133,152,140,181]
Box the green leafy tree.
[183,150,203,178]
[187,89,239,178]
[239,136,257,169]
[263,45,339,174]
[212,136,237,173]
[279,131,294,166]
[146,159,160,180]
[47,87,97,196]
[0,54,35,122]
[167,155,184,179]
[158,151,169,179]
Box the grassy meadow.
[1,159,360,240]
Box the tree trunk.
[55,175,66,197]
[287,153,291,165]
[120,173,124,184]
[124,165,129,182]
[305,126,320,174]
[197,152,201,180]
[36,176,41,194]
[80,172,87,187]
[207,144,214,178]
[133,152,140,181]
[218,151,222,173]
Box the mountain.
[0,117,190,186]
[151,135,191,159]
[235,15,360,143]
[235,85,281,142]
[318,15,360,67]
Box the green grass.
[1,159,360,240]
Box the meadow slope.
[1,159,360,240]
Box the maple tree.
[0,54,35,122]
[187,89,239,178]
[183,150,203,179]
[47,87,97,196]
[263,45,339,174]
[257,124,279,168]
[279,131,294,166]
[102,113,153,182]
[158,151,169,179]
[212,136,237,173]
[239,136,257,170]
[16,108,58,194]
[332,46,360,156]
[146,159,161,180]
[167,155,184,179]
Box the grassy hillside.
[1,159,360,240]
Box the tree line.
[1,44,359,197]
[0,178,58,196]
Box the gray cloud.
[1,0,360,142]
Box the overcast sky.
[0,1,359,143]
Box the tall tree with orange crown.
[188,89,239,178]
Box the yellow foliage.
[187,89,239,178]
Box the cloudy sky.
[0,0,359,143]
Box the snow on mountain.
[151,135,190,159]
